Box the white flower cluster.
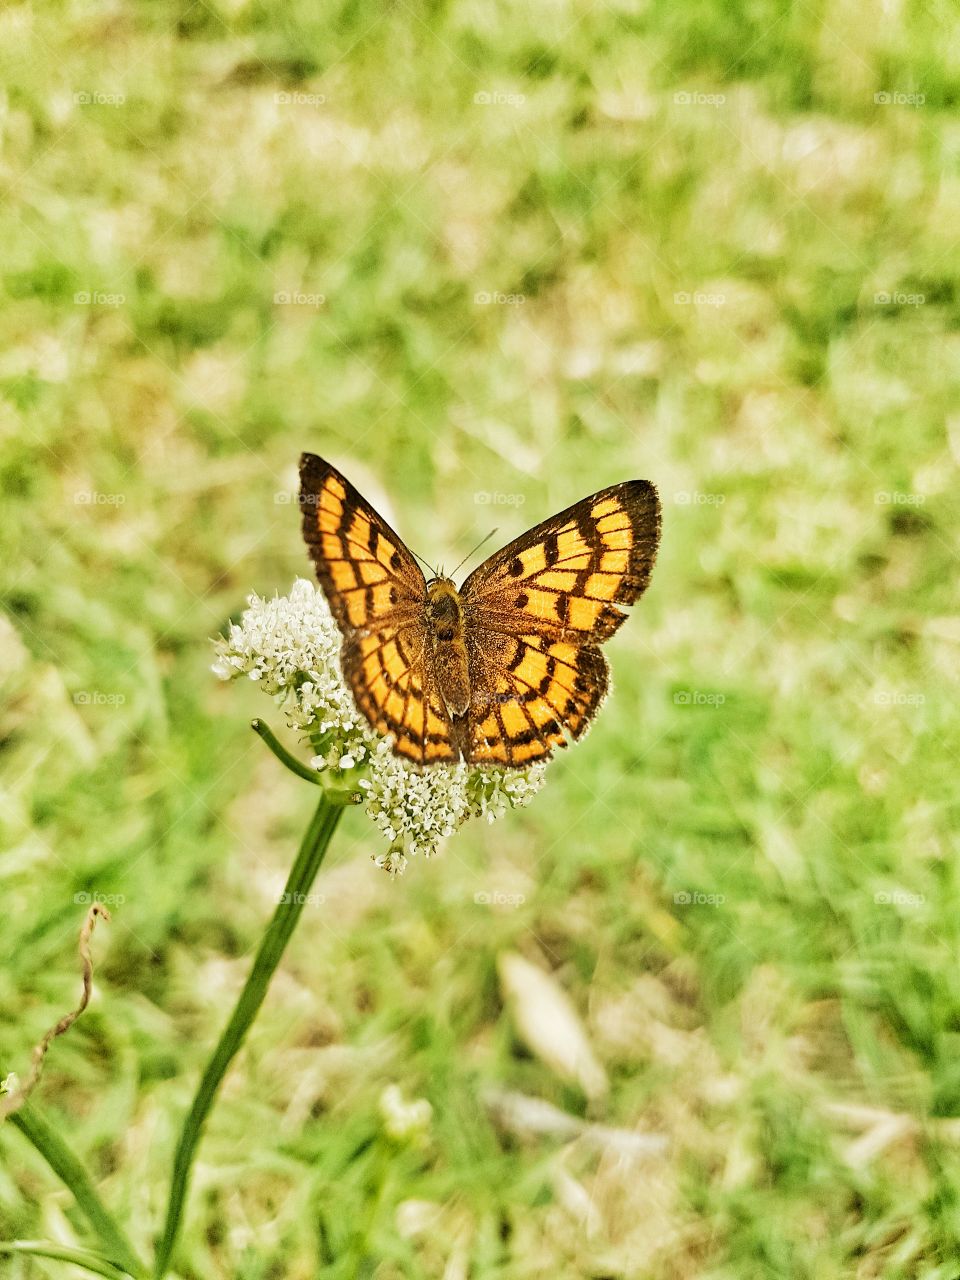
[212,580,547,874]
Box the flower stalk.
[251,716,324,784]
[153,789,345,1278]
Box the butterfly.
[299,453,661,768]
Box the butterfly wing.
[299,453,457,765]
[459,481,661,766]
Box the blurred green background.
[2,0,959,1276]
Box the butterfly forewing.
[460,482,660,636]
[299,454,457,765]
[300,454,426,626]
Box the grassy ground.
[2,0,959,1275]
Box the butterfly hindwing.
[341,622,458,766]
[299,453,457,765]
[465,629,608,766]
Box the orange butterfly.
[300,454,661,767]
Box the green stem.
[0,1240,133,1279]
[251,718,323,784]
[153,792,344,1278]
[8,1103,146,1277]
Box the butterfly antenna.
[450,528,498,580]
[410,546,441,579]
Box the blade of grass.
[8,1102,146,1277]
[0,1240,134,1279]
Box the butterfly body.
[425,577,472,721]
[300,453,661,769]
